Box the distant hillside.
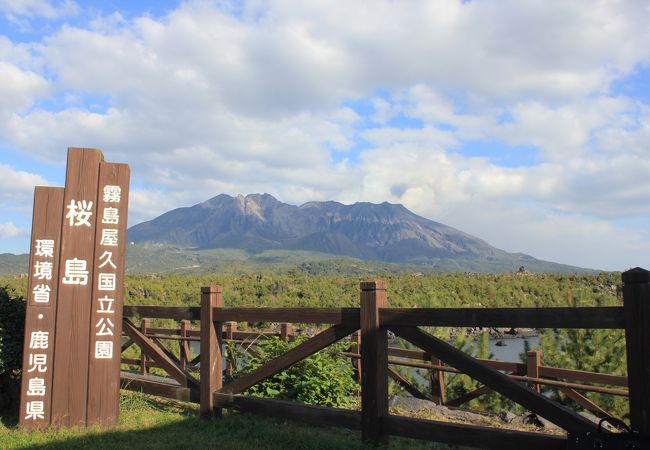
[0,253,28,276]
[127,193,593,274]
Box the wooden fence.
[118,268,650,449]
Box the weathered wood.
[19,187,64,430]
[215,324,358,400]
[214,307,360,325]
[507,375,627,396]
[389,325,597,433]
[351,331,362,384]
[387,347,526,373]
[430,356,446,405]
[527,350,541,393]
[380,307,625,329]
[445,385,492,407]
[213,393,361,430]
[87,162,130,427]
[557,388,609,418]
[538,365,627,387]
[122,318,199,388]
[280,323,293,341]
[51,148,104,427]
[622,267,650,434]
[140,319,150,375]
[120,372,199,403]
[384,414,567,450]
[200,285,222,418]
[360,280,389,445]
[122,305,200,320]
[225,322,236,378]
[180,320,190,370]
[387,367,430,400]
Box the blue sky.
[1,0,650,271]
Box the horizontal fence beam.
[380,306,625,329]
[384,414,566,450]
[538,365,627,387]
[214,394,361,430]
[123,305,625,329]
[213,307,360,325]
[123,305,200,320]
[120,372,199,403]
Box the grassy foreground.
[0,392,456,450]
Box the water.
[488,335,540,362]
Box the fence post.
[622,267,650,434]
[225,321,237,378]
[200,285,223,418]
[430,356,446,404]
[140,319,150,375]
[280,323,293,341]
[526,350,541,393]
[180,320,190,370]
[360,280,389,446]
[351,330,362,384]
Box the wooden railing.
[118,268,650,449]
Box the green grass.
[0,392,457,449]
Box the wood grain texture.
[200,285,222,418]
[120,372,199,403]
[360,280,388,445]
[622,267,650,434]
[122,305,200,320]
[87,162,130,427]
[19,187,64,430]
[214,307,359,325]
[380,307,625,329]
[51,148,103,427]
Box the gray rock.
[498,411,517,423]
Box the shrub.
[244,336,359,408]
[0,285,26,414]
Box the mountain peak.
[127,193,585,272]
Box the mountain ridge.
[126,193,592,273]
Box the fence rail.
[119,267,650,449]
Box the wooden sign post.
[19,187,64,430]
[20,148,130,429]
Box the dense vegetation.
[1,270,628,424]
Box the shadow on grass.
[4,411,358,450]
[3,409,454,450]
[0,410,18,428]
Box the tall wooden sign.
[19,187,64,430]
[20,148,130,429]
[87,162,130,426]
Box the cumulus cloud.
[0,221,28,238]
[0,164,48,208]
[0,0,78,20]
[0,0,649,269]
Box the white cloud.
[0,221,28,238]
[0,164,48,208]
[0,0,78,19]
[1,0,650,268]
